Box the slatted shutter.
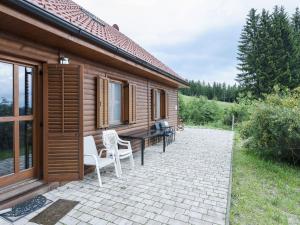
[129,84,137,124]
[44,64,83,182]
[164,91,169,119]
[123,83,137,124]
[151,89,158,121]
[96,76,109,128]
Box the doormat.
[30,199,79,225]
[0,195,53,223]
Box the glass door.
[0,60,35,187]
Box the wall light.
[59,56,70,64]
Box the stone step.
[0,180,59,211]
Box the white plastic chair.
[84,136,119,188]
[102,130,134,175]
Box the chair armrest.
[117,138,131,146]
[84,153,99,165]
[99,149,108,157]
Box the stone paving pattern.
[0,128,234,225]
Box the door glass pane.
[0,62,13,117]
[19,121,33,171]
[109,82,122,125]
[19,66,33,115]
[0,122,14,176]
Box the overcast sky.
[74,0,299,85]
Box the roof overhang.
[0,0,189,88]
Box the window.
[97,77,137,128]
[152,89,169,120]
[156,91,161,119]
[109,81,122,125]
[0,61,34,179]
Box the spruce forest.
[180,81,240,102]
[237,6,300,97]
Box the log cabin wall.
[0,32,178,160]
[82,62,178,152]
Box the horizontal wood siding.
[0,32,179,178]
[83,63,178,152]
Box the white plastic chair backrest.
[84,136,99,164]
[102,130,118,156]
[164,121,169,127]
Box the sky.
[74,0,299,85]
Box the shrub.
[179,95,223,125]
[223,103,251,126]
[240,89,300,164]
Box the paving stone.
[167,218,186,225]
[154,214,169,223]
[12,128,233,225]
[60,215,80,225]
[113,217,133,225]
[78,213,93,222]
[130,214,148,224]
[174,213,189,223]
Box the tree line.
[237,6,300,97]
[180,80,240,102]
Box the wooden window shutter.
[44,64,83,182]
[129,84,137,124]
[163,91,169,119]
[123,83,137,124]
[96,76,109,128]
[151,89,158,121]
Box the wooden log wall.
[0,33,179,156]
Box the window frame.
[0,58,38,186]
[151,89,168,121]
[108,80,123,126]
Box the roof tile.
[26,0,182,79]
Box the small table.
[119,129,166,165]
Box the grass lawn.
[180,94,233,109]
[230,135,300,225]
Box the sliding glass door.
[0,60,36,187]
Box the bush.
[223,103,251,126]
[179,95,223,125]
[240,88,300,164]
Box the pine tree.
[291,7,300,86]
[256,9,275,95]
[270,6,296,88]
[236,9,260,94]
[237,6,300,97]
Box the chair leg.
[114,161,120,178]
[116,158,122,175]
[95,166,102,188]
[130,154,135,169]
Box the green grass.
[181,94,234,109]
[230,135,300,225]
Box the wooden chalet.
[0,0,188,208]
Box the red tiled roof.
[25,0,182,80]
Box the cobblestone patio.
[1,128,234,225]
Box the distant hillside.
[180,94,233,109]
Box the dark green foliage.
[237,9,260,94]
[179,95,223,125]
[180,80,240,102]
[223,103,251,126]
[240,88,300,164]
[237,6,300,97]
